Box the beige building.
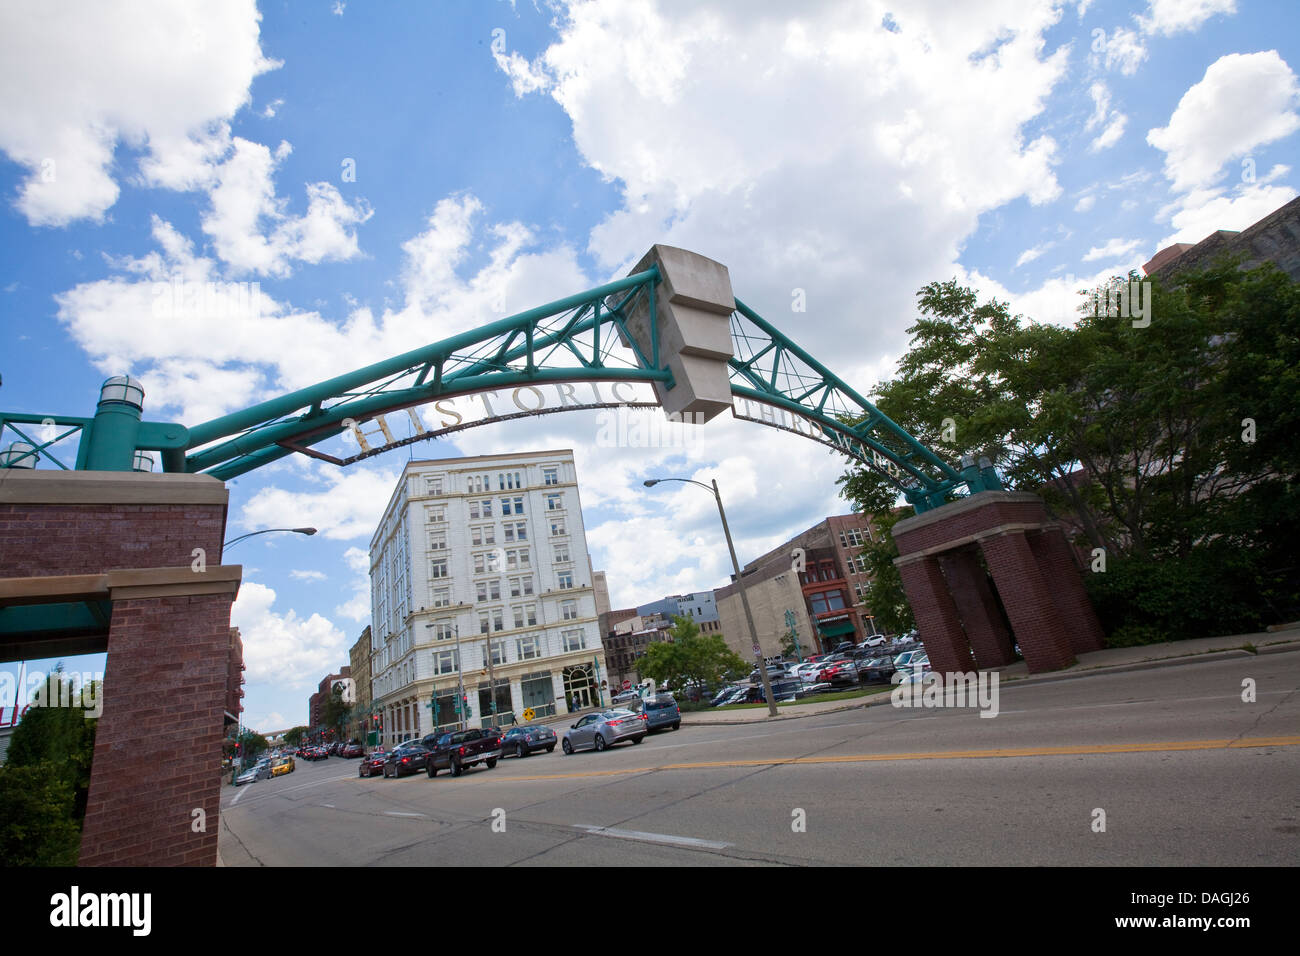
[348,625,373,741]
[715,567,817,662]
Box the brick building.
[225,627,244,735]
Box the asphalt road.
[219,653,1299,866]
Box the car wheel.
[516,743,527,759]
[562,738,573,755]
[486,758,497,769]
[546,746,555,753]
[594,734,607,752]
[427,762,438,778]
[449,756,463,777]
[632,736,642,744]
[673,721,681,730]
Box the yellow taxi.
[271,755,295,777]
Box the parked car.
[858,657,896,683]
[712,686,750,707]
[610,689,641,706]
[499,724,558,757]
[634,693,682,732]
[711,685,743,707]
[858,635,888,648]
[235,763,270,786]
[340,742,363,758]
[816,662,859,687]
[562,709,646,753]
[891,654,932,684]
[424,728,503,777]
[383,743,431,778]
[358,750,387,777]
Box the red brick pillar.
[80,577,239,866]
[939,550,1016,669]
[977,530,1075,672]
[896,556,972,674]
[1029,528,1106,654]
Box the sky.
[1,0,1296,733]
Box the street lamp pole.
[643,477,779,717]
[223,527,317,551]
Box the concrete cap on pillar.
[99,375,145,410]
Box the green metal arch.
[1,264,999,511]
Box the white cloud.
[202,137,372,276]
[1138,0,1236,37]
[237,464,402,542]
[1082,237,1143,262]
[1074,194,1097,213]
[1015,243,1052,268]
[1084,81,1127,151]
[1156,183,1298,247]
[0,0,278,226]
[1147,51,1300,194]
[1091,112,1127,151]
[334,547,372,624]
[1089,27,1147,76]
[231,580,348,687]
[290,569,327,581]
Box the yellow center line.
[460,736,1300,781]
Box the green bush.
[1086,546,1270,645]
[0,762,81,866]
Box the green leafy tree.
[638,616,748,690]
[837,263,1300,642]
[283,726,308,747]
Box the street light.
[223,527,317,550]
[643,477,779,717]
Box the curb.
[680,640,1300,727]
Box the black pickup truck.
[421,728,503,777]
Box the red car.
[341,743,363,758]
[358,750,387,777]
[816,663,858,687]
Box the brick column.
[939,550,1016,669]
[896,556,972,674]
[1029,528,1106,654]
[977,530,1075,672]
[80,573,240,866]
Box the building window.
[428,531,446,551]
[503,521,528,543]
[839,528,864,548]
[854,582,869,602]
[563,629,585,652]
[426,505,446,524]
[546,493,563,511]
[471,525,495,546]
[561,599,578,621]
[474,551,503,574]
[558,571,574,590]
[432,587,451,608]
[554,544,570,563]
[550,517,567,536]
[479,611,491,635]
[809,591,848,615]
[500,495,525,516]
[425,477,444,495]
[506,548,530,569]
[489,638,506,666]
[498,471,522,490]
[434,650,459,675]
[476,580,501,603]
[493,609,504,632]
[430,558,448,579]
[512,604,538,628]
[509,575,534,598]
[543,467,559,486]
[516,635,540,660]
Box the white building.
[368,449,607,746]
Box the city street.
[219,653,1300,866]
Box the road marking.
[384,811,426,818]
[573,824,730,850]
[231,787,247,805]
[493,735,1300,781]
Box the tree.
[837,263,1300,642]
[638,617,748,690]
[283,726,308,747]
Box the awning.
[816,619,857,638]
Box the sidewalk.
[678,625,1300,726]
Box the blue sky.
[1,0,1296,733]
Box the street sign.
[522,707,535,721]
[621,679,632,690]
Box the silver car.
[561,709,647,753]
